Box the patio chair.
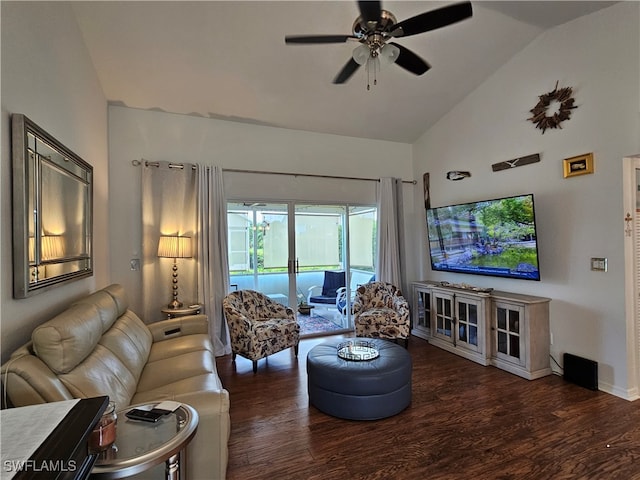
[222,290,300,373]
[307,271,346,313]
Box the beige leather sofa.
[1,284,230,480]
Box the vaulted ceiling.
[71,1,616,143]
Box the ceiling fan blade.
[358,1,382,23]
[285,35,355,44]
[390,43,430,75]
[390,1,472,38]
[333,58,361,84]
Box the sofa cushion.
[98,311,152,382]
[132,373,225,403]
[137,350,217,392]
[72,286,124,333]
[57,343,140,408]
[32,303,104,374]
[147,333,214,363]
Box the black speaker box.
[563,353,598,391]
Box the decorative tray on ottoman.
[336,340,379,361]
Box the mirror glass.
[12,114,93,298]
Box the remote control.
[125,408,165,423]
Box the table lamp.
[157,235,192,309]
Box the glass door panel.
[495,302,525,366]
[295,205,345,323]
[346,206,377,328]
[456,299,479,351]
[434,293,453,341]
[416,290,430,330]
[227,202,291,306]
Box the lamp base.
[167,299,184,309]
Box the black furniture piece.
[307,338,412,420]
[3,396,108,480]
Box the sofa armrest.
[147,315,209,342]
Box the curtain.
[196,165,231,356]
[376,177,405,291]
[141,163,197,322]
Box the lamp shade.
[29,235,64,262]
[158,235,192,259]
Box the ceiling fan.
[285,1,473,88]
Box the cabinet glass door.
[456,298,479,352]
[416,290,430,329]
[495,302,525,365]
[434,293,453,341]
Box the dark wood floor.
[216,335,640,480]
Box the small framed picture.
[563,153,594,178]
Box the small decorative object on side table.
[91,402,198,480]
[161,304,202,319]
[297,304,314,315]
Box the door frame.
[623,155,640,400]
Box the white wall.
[108,106,414,315]
[411,2,640,398]
[1,2,109,363]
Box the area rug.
[297,313,344,336]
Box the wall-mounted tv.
[426,194,541,281]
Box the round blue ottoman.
[306,338,412,420]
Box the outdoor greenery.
[470,245,538,269]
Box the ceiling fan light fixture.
[379,43,400,66]
[352,44,371,65]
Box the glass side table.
[160,304,202,319]
[91,403,198,480]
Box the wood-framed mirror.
[12,114,93,298]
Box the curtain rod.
[132,159,416,185]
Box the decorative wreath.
[528,81,577,134]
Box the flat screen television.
[426,193,541,281]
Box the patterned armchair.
[352,281,410,346]
[223,290,300,373]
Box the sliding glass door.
[227,201,377,332]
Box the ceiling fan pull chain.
[374,56,378,86]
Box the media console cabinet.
[411,281,551,380]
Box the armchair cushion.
[309,271,346,305]
[322,271,346,297]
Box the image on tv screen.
[426,194,541,281]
